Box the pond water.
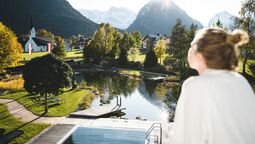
[79,71,177,121]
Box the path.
[0,98,171,144]
[0,99,65,124]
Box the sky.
[67,0,243,26]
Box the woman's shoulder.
[182,71,250,89]
[182,75,211,89]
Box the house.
[142,33,170,50]
[70,34,91,50]
[64,39,72,51]
[78,34,85,49]
[24,17,54,52]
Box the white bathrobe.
[169,69,255,144]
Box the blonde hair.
[193,27,249,70]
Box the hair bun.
[229,29,249,46]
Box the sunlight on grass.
[65,50,83,59]
[119,70,141,77]
[1,89,94,116]
[0,76,24,91]
[22,52,48,61]
[21,50,83,63]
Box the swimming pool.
[62,127,146,144]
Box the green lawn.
[65,50,83,59]
[1,89,94,116]
[0,104,49,144]
[129,54,146,62]
[129,53,168,64]
[22,50,83,62]
[22,52,48,61]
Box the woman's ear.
[196,53,207,68]
[196,53,204,61]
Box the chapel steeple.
[29,15,36,38]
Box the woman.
[169,27,255,144]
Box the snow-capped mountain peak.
[208,11,235,29]
[79,7,137,30]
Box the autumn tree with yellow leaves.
[0,23,23,72]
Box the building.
[70,34,91,50]
[64,39,72,51]
[142,33,170,50]
[78,34,85,50]
[24,17,54,52]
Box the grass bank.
[0,104,48,144]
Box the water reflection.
[80,71,177,121]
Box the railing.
[145,123,162,144]
[112,96,122,111]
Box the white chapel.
[24,17,54,52]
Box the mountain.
[79,7,137,30]
[208,11,235,30]
[0,0,98,38]
[127,0,202,36]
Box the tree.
[144,48,158,68]
[129,32,142,61]
[23,54,73,113]
[104,23,114,55]
[119,32,134,66]
[70,35,79,50]
[109,31,123,59]
[154,39,166,64]
[215,19,224,28]
[168,19,189,81]
[188,24,198,43]
[52,36,66,58]
[84,23,106,63]
[119,47,128,66]
[37,29,55,39]
[235,0,255,74]
[0,22,23,72]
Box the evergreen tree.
[0,23,23,72]
[168,19,189,81]
[235,0,255,74]
[52,36,66,58]
[154,39,166,64]
[215,19,224,28]
[188,24,198,43]
[144,48,158,68]
[119,47,128,66]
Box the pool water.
[63,127,146,144]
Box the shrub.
[144,49,158,68]
[249,63,255,76]
[127,61,143,69]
